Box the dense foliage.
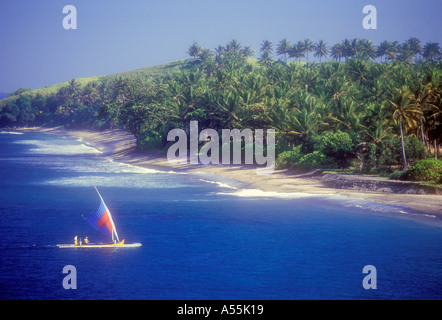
[1,38,441,178]
[406,159,442,184]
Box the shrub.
[298,151,328,169]
[275,146,303,169]
[381,136,427,167]
[138,132,163,150]
[407,159,442,184]
[389,169,408,181]
[315,131,354,168]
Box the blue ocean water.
[0,131,441,300]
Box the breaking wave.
[1,131,24,135]
[15,139,101,155]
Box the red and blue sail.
[84,187,120,242]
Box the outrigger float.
[57,186,141,249]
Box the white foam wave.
[100,158,161,174]
[218,187,420,216]
[1,131,24,135]
[218,188,319,199]
[41,175,186,188]
[199,179,239,190]
[15,140,101,155]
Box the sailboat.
[57,186,141,248]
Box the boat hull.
[57,240,141,248]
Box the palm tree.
[289,41,305,63]
[358,39,377,60]
[198,48,213,64]
[214,45,225,58]
[419,69,442,158]
[341,39,354,61]
[259,50,273,67]
[385,41,401,61]
[376,41,389,62]
[427,102,442,159]
[329,96,364,132]
[276,39,291,62]
[359,116,393,171]
[398,47,415,64]
[387,86,423,169]
[187,42,202,60]
[345,58,371,85]
[260,40,273,54]
[349,38,361,57]
[330,42,344,62]
[241,46,255,59]
[226,39,242,54]
[270,91,323,146]
[403,37,422,62]
[313,40,328,62]
[81,83,99,107]
[303,39,314,62]
[423,42,441,62]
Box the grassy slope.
[0,57,276,106]
[0,59,193,105]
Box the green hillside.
[0,59,192,104]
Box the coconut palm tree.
[259,50,273,67]
[313,40,328,62]
[303,39,314,62]
[385,41,401,61]
[358,115,393,171]
[358,39,377,60]
[81,83,99,107]
[341,39,355,61]
[387,86,423,169]
[330,42,344,62]
[226,39,242,54]
[289,41,305,63]
[423,42,441,62]
[345,58,372,86]
[198,48,213,64]
[376,41,389,62]
[276,39,291,62]
[241,46,255,59]
[187,42,202,60]
[214,45,225,58]
[403,37,422,62]
[260,40,273,54]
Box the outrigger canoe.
[57,186,141,249]
[57,240,141,249]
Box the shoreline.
[13,126,442,218]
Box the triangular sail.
[84,186,120,242]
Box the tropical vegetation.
[1,38,441,182]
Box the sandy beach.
[15,126,442,217]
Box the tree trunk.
[419,115,426,149]
[399,119,408,169]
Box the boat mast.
[94,186,120,242]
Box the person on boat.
[84,236,89,245]
[74,236,79,246]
